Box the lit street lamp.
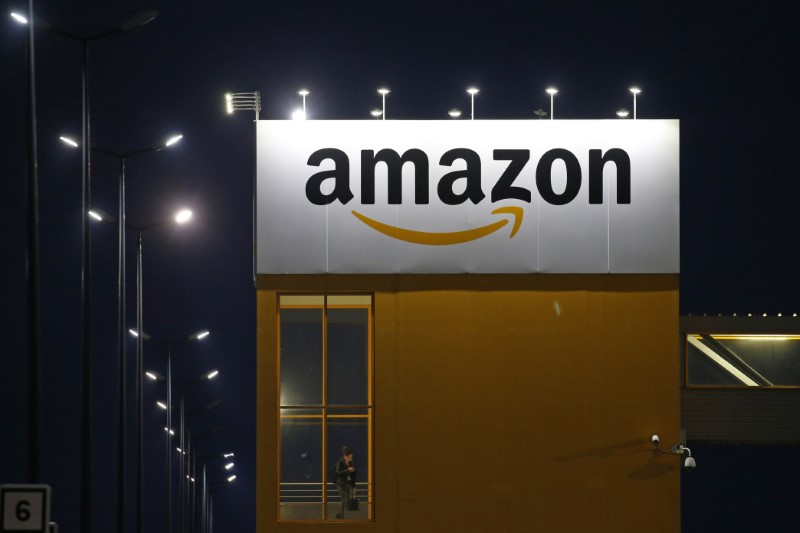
[138,329,211,533]
[92,207,193,533]
[466,87,479,120]
[616,109,630,118]
[546,87,558,120]
[448,109,462,119]
[377,88,390,120]
[629,87,641,119]
[298,89,309,116]
[62,132,182,533]
[14,10,158,531]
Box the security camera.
[684,456,696,471]
[651,434,660,447]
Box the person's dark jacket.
[334,458,356,487]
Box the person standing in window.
[334,446,356,519]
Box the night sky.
[1,1,798,531]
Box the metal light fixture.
[466,87,479,120]
[546,87,558,120]
[377,88,390,120]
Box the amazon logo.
[305,147,631,245]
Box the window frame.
[276,293,375,522]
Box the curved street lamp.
[138,329,211,533]
[63,132,182,533]
[15,10,158,531]
[91,206,192,533]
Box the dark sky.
[1,1,798,531]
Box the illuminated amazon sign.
[256,120,679,274]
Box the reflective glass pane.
[325,408,371,521]
[327,308,370,405]
[280,308,323,405]
[687,334,800,386]
[280,409,323,521]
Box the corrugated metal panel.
[682,389,800,443]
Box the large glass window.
[686,334,800,387]
[278,295,373,522]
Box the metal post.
[79,36,94,533]
[136,230,144,533]
[116,156,127,533]
[25,0,42,485]
[167,345,173,533]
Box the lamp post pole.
[466,88,479,120]
[21,11,157,531]
[133,211,192,533]
[73,133,182,532]
[630,87,641,119]
[546,87,558,120]
[20,0,42,487]
[377,88,389,120]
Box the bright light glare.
[377,88,390,95]
[448,109,462,118]
[129,329,139,337]
[224,462,234,470]
[157,401,168,410]
[227,475,237,482]
[145,372,158,381]
[164,427,175,435]
[10,12,28,24]
[298,89,309,96]
[546,87,558,95]
[629,87,642,94]
[88,210,103,221]
[616,109,630,118]
[59,136,79,148]
[291,109,306,120]
[206,370,219,380]
[165,134,183,147]
[195,330,210,340]
[466,87,479,95]
[223,452,234,458]
[174,209,192,224]
[225,93,234,114]
[370,110,382,118]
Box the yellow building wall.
[257,275,680,532]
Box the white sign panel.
[256,120,679,274]
[1,485,51,532]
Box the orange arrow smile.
[351,206,523,246]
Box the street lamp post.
[179,405,222,533]
[466,87,479,120]
[298,89,309,116]
[16,10,158,531]
[546,87,558,120]
[140,330,211,533]
[93,208,193,533]
[377,88,390,120]
[64,133,182,533]
[134,210,193,533]
[629,87,642,119]
[11,2,42,488]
